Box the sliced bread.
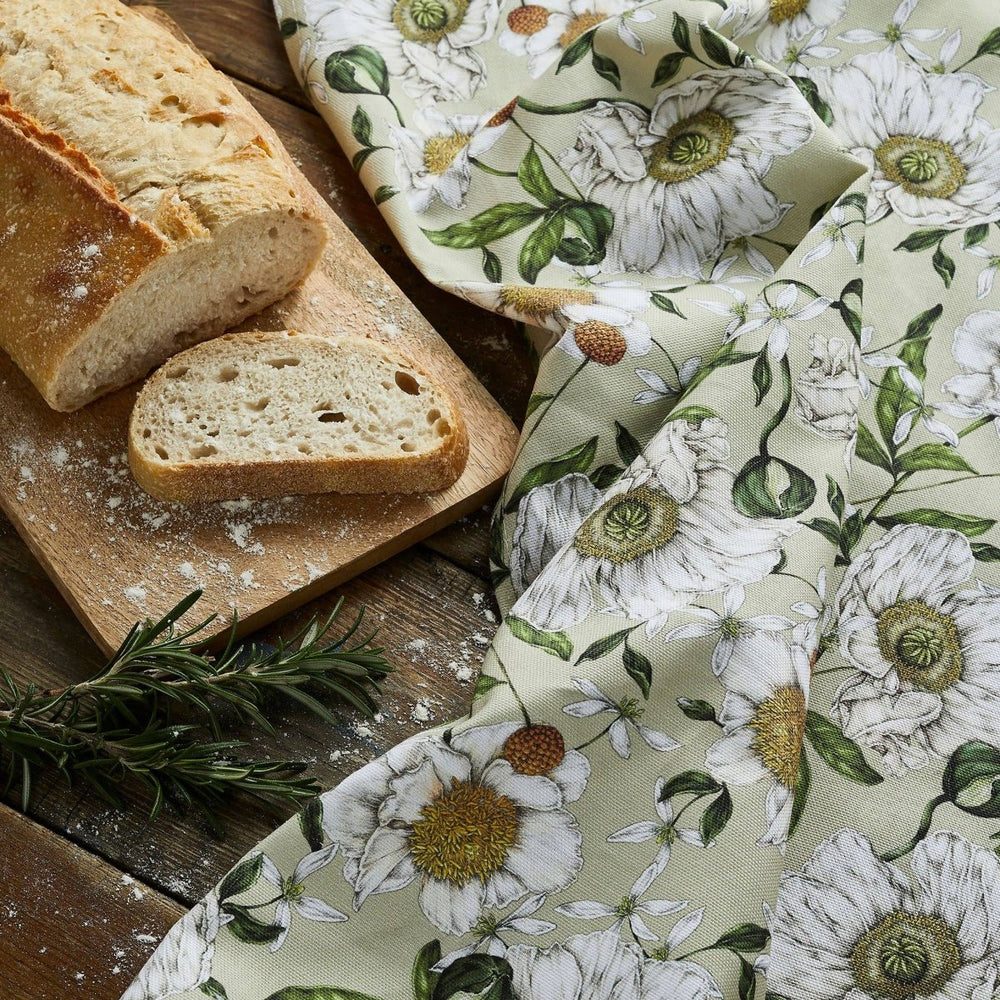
[128,331,470,502]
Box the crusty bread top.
[0,0,313,245]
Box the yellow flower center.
[392,0,469,42]
[576,486,678,564]
[503,724,566,774]
[876,600,963,692]
[769,0,810,23]
[749,685,806,788]
[498,285,595,318]
[850,912,961,998]
[423,133,472,175]
[409,778,519,884]
[574,320,628,365]
[646,110,735,184]
[507,4,550,35]
[559,11,606,49]
[875,135,967,200]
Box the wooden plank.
[4,546,495,907]
[0,13,521,657]
[422,502,494,580]
[0,802,183,1000]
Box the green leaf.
[201,979,229,1000]
[433,954,513,1000]
[563,202,613,254]
[875,509,995,537]
[222,904,284,945]
[505,616,573,660]
[826,475,845,521]
[505,436,598,512]
[658,770,721,800]
[650,292,685,317]
[424,203,545,251]
[615,421,641,466]
[838,191,869,213]
[965,223,990,248]
[671,11,692,53]
[698,23,734,66]
[525,392,553,419]
[557,29,594,71]
[556,236,603,267]
[324,46,389,96]
[972,543,1000,561]
[803,517,841,547]
[623,644,652,699]
[904,303,944,341]
[752,350,772,406]
[942,740,1000,818]
[298,798,325,852]
[714,923,771,953]
[932,244,955,288]
[856,422,892,472]
[676,697,717,723]
[351,106,373,147]
[895,443,976,475]
[592,49,622,89]
[413,940,442,1000]
[789,742,809,838]
[652,51,687,87]
[805,711,883,785]
[900,335,930,380]
[265,990,384,1000]
[373,185,396,205]
[699,786,733,844]
[577,628,632,663]
[518,212,565,284]
[352,146,378,172]
[482,247,502,283]
[974,26,1000,58]
[791,76,832,126]
[732,455,816,519]
[473,674,505,699]
[517,145,560,207]
[670,405,717,425]
[894,228,950,252]
[874,367,918,452]
[280,18,307,38]
[589,463,625,489]
[218,854,263,901]
[737,955,757,1000]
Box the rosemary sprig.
[0,590,391,831]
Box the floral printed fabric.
[124,1,1000,998]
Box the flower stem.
[958,414,994,438]
[471,158,518,178]
[573,718,616,752]
[878,793,948,862]
[490,650,532,728]
[510,116,585,199]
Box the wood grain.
[0,802,183,1000]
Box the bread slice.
[0,0,327,411]
[128,331,470,502]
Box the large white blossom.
[793,332,863,441]
[941,310,1000,422]
[730,0,847,64]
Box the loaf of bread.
[0,0,327,411]
[128,330,470,502]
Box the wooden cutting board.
[0,12,519,657]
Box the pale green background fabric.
[124,1,1000,998]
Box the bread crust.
[0,0,327,410]
[128,331,471,503]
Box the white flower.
[555,862,688,942]
[608,775,706,873]
[509,474,603,599]
[506,929,722,999]
[767,829,1000,1000]
[558,69,813,277]
[434,894,556,970]
[555,300,652,365]
[837,0,945,62]
[778,28,840,76]
[511,419,797,631]
[891,366,959,447]
[734,283,833,359]
[793,333,862,441]
[307,0,499,104]
[930,27,963,73]
[965,244,1000,299]
[664,585,795,675]
[633,359,701,406]
[122,894,222,1000]
[941,310,1000,419]
[562,678,679,758]
[500,0,644,78]
[812,50,1000,227]
[320,722,589,935]
[695,285,752,341]
[259,847,347,952]
[731,0,847,65]
[799,204,860,266]
[833,523,1000,774]
[705,632,810,850]
[389,107,508,213]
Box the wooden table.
[0,4,531,995]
